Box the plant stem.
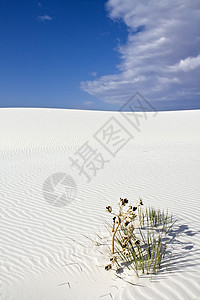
[112,216,120,254]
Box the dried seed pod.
[125,220,130,226]
[122,242,128,248]
[124,198,128,204]
[122,235,129,241]
[106,206,112,213]
[133,206,137,211]
[122,248,129,255]
[129,213,137,220]
[121,198,128,206]
[126,206,132,213]
[110,256,117,263]
[137,197,143,206]
[135,240,140,245]
[105,264,112,271]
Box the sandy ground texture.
[0,108,200,300]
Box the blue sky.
[0,0,200,111]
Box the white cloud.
[83,101,95,107]
[90,72,97,77]
[38,15,53,22]
[81,0,200,104]
[169,54,200,72]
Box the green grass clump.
[104,198,177,277]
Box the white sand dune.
[0,108,200,300]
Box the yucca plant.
[104,198,176,277]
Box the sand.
[0,107,200,299]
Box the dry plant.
[104,198,176,277]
